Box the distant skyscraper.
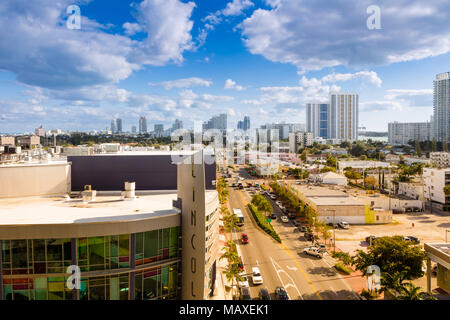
[202,114,227,132]
[306,103,330,139]
[171,119,183,131]
[154,124,164,137]
[139,116,147,134]
[116,118,122,133]
[433,72,450,143]
[330,93,358,142]
[110,120,117,134]
[131,125,137,133]
[243,116,250,131]
[35,125,45,137]
[237,120,243,130]
[388,121,432,145]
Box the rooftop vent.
[122,181,136,201]
[81,185,96,203]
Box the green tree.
[396,282,437,300]
[414,140,422,157]
[444,185,450,196]
[432,138,437,152]
[364,176,377,189]
[320,166,337,173]
[352,236,426,280]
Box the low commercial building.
[16,136,40,149]
[398,182,424,201]
[62,146,94,156]
[337,160,391,173]
[424,243,450,294]
[289,184,392,224]
[315,171,348,186]
[0,136,15,146]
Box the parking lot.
[334,212,450,254]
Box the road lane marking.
[286,265,297,271]
[279,243,322,300]
[270,257,303,300]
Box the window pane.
[119,235,129,257]
[78,238,87,260]
[144,230,158,258]
[143,276,158,300]
[46,239,63,262]
[33,240,45,261]
[135,273,142,300]
[11,240,27,268]
[88,237,105,267]
[110,236,118,257]
[63,239,72,261]
[135,232,143,255]
[169,227,178,248]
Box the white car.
[270,194,277,200]
[238,273,249,288]
[280,216,289,223]
[252,267,263,285]
[338,221,350,229]
[303,247,323,258]
[276,200,282,206]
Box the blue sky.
[0,0,449,133]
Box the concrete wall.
[69,154,216,191]
[0,163,71,198]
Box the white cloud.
[239,0,450,73]
[361,88,433,112]
[128,0,196,66]
[149,77,213,90]
[321,71,382,87]
[222,0,255,16]
[224,78,245,91]
[122,22,143,36]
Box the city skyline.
[0,0,449,135]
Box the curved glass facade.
[1,227,180,300]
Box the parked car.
[314,243,326,252]
[270,194,277,200]
[240,287,251,300]
[288,213,296,219]
[338,221,350,229]
[259,288,271,300]
[238,273,249,288]
[275,286,289,300]
[299,226,308,232]
[269,212,277,219]
[293,220,301,227]
[241,233,249,244]
[276,200,282,206]
[404,236,420,244]
[280,216,289,223]
[304,232,315,241]
[252,267,263,285]
[303,246,323,258]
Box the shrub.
[335,262,352,275]
[248,204,281,243]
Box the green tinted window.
[144,230,158,258]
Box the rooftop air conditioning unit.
[122,181,136,200]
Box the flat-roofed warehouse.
[287,183,392,224]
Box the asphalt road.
[227,166,360,300]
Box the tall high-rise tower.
[139,116,147,134]
[433,72,450,143]
[330,93,358,142]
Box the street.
[227,167,360,300]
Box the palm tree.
[396,282,437,300]
[223,262,242,299]
[381,270,408,295]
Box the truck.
[233,208,245,226]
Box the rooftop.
[292,184,348,198]
[308,196,364,206]
[0,191,182,225]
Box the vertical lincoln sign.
[178,151,206,299]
